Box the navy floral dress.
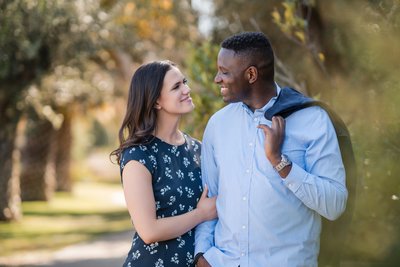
[120,134,202,267]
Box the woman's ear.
[246,66,258,84]
[154,102,162,110]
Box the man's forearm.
[196,255,211,267]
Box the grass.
[0,180,132,257]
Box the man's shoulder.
[209,103,241,123]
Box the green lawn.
[0,181,132,257]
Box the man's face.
[214,48,250,103]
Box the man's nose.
[214,73,221,84]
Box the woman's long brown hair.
[110,60,175,164]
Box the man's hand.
[196,255,211,267]
[258,116,291,178]
[257,116,285,165]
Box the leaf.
[294,31,305,44]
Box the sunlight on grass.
[0,181,131,257]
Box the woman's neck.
[154,114,184,145]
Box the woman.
[111,60,217,267]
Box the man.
[194,32,348,267]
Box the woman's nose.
[183,84,191,94]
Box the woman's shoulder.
[183,133,201,146]
[120,138,160,164]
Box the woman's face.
[156,66,194,115]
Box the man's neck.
[245,84,277,111]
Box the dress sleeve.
[120,145,155,179]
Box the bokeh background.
[1,0,399,266]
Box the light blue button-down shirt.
[195,85,348,267]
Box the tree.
[0,0,201,221]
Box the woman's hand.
[196,185,217,221]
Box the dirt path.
[0,230,134,267]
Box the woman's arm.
[122,160,217,244]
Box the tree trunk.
[0,115,23,221]
[55,111,72,192]
[20,114,56,201]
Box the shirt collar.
[241,83,282,114]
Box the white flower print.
[186,252,194,266]
[167,196,176,206]
[151,144,158,153]
[164,167,172,179]
[131,250,141,260]
[193,155,199,165]
[171,253,179,264]
[193,142,199,152]
[188,205,194,212]
[155,258,164,267]
[188,172,195,181]
[171,209,178,216]
[176,169,184,179]
[170,146,178,155]
[139,145,147,151]
[155,201,161,210]
[144,242,159,255]
[129,147,136,153]
[183,157,190,167]
[177,186,183,196]
[177,236,185,248]
[139,159,146,165]
[163,154,171,164]
[160,185,171,195]
[179,204,185,211]
[185,187,195,198]
[149,155,157,168]
[156,176,162,183]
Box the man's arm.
[283,108,347,220]
[195,121,219,265]
[259,109,348,220]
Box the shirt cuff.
[282,162,308,192]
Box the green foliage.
[182,41,225,140]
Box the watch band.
[273,154,292,172]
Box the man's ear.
[246,66,258,84]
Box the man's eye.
[183,78,188,85]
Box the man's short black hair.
[221,32,275,82]
[221,32,272,53]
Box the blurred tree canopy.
[0,0,198,220]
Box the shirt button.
[249,142,253,147]
[253,118,258,122]
[242,196,246,201]
[242,225,246,229]
[241,252,245,257]
[246,169,250,173]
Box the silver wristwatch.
[273,154,292,172]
